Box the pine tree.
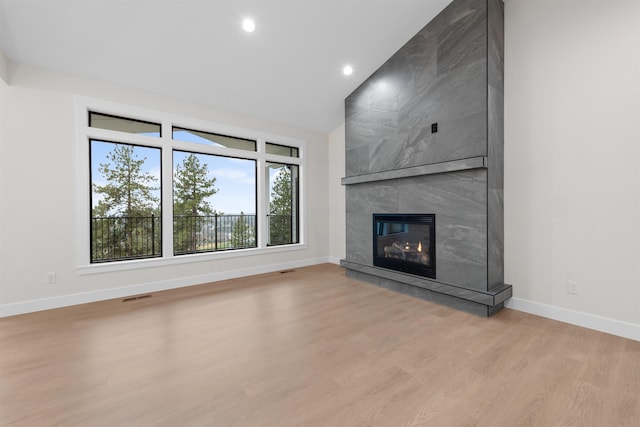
[92,144,160,259]
[269,165,295,245]
[93,144,159,218]
[173,153,218,253]
[173,154,217,216]
[230,212,255,248]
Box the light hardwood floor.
[1,263,639,426]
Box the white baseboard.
[506,297,640,342]
[327,256,342,265]
[7,264,636,343]
[0,257,332,318]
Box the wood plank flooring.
[1,263,639,426]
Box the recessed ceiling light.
[342,65,353,76]
[242,18,256,33]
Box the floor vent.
[280,269,295,274]
[122,294,152,303]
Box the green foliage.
[173,154,219,253]
[173,154,218,216]
[93,144,159,218]
[91,144,160,261]
[231,212,255,248]
[269,165,295,245]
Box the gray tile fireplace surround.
[340,0,512,316]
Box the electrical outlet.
[47,272,56,284]
[567,280,579,295]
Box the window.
[267,163,299,245]
[173,150,257,255]
[173,127,256,152]
[89,112,161,136]
[266,142,299,158]
[79,99,305,269]
[90,140,162,263]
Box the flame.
[418,241,422,252]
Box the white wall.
[0,64,330,315]
[328,123,346,262]
[504,0,640,335]
[0,50,8,83]
[0,57,6,307]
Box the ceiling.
[0,0,453,134]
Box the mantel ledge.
[341,156,487,186]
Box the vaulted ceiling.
[0,0,453,134]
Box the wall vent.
[122,294,152,302]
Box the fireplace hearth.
[373,214,435,279]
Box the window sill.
[77,243,308,275]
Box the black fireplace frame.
[373,213,436,279]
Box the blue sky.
[91,139,256,215]
[173,150,256,214]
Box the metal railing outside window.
[267,214,296,246]
[91,215,161,262]
[91,214,257,262]
[173,214,257,255]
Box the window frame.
[90,139,163,262]
[266,162,300,246]
[76,97,306,274]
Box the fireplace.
[342,0,510,316]
[373,214,436,279]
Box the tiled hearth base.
[341,260,511,317]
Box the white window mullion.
[297,143,306,245]
[256,139,267,249]
[298,162,305,244]
[161,120,174,259]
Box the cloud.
[209,168,255,185]
[147,166,161,180]
[269,167,287,187]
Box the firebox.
[373,214,436,279]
